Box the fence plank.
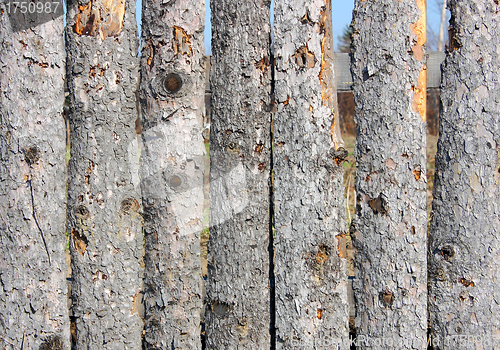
[273,0,349,348]
[0,12,70,350]
[429,1,500,348]
[426,51,445,90]
[205,1,272,348]
[335,53,354,91]
[65,1,143,348]
[139,0,205,348]
[350,0,428,348]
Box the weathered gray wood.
[429,1,500,349]
[350,0,428,348]
[205,0,272,348]
[65,0,143,348]
[0,11,70,350]
[335,53,354,91]
[427,51,446,90]
[335,52,445,90]
[273,0,349,348]
[139,0,205,348]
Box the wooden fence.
[1,0,499,349]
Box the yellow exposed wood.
[319,0,344,149]
[412,0,427,121]
[293,45,316,69]
[74,0,125,39]
[173,26,193,57]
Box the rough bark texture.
[139,0,205,348]
[273,1,349,348]
[205,0,272,348]
[65,0,143,348]
[429,1,500,349]
[0,11,70,350]
[350,0,428,348]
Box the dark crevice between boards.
[269,1,276,346]
[268,63,277,350]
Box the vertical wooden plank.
[139,0,205,348]
[350,0,428,348]
[0,8,70,350]
[65,0,143,347]
[141,0,205,349]
[273,0,349,348]
[429,1,500,348]
[205,0,272,348]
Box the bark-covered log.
[273,0,349,348]
[139,0,205,348]
[205,0,272,348]
[429,1,500,349]
[0,11,70,350]
[350,0,428,348]
[65,0,143,348]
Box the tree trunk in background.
[429,1,500,349]
[0,12,70,350]
[437,0,447,52]
[65,1,143,348]
[351,0,427,348]
[273,0,349,348]
[205,0,271,348]
[139,0,205,348]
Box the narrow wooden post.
[205,0,272,348]
[351,0,428,348]
[429,1,500,348]
[139,0,205,348]
[273,0,349,348]
[65,0,143,347]
[0,8,70,350]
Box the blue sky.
[136,0,446,54]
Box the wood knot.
[441,245,455,261]
[168,176,182,189]
[379,288,393,308]
[211,301,232,318]
[72,229,88,256]
[369,194,388,215]
[25,146,40,165]
[460,278,475,288]
[293,45,315,69]
[434,267,447,281]
[39,335,64,350]
[120,198,139,212]
[329,147,348,165]
[315,244,330,265]
[300,9,314,25]
[163,73,183,94]
[75,205,90,218]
